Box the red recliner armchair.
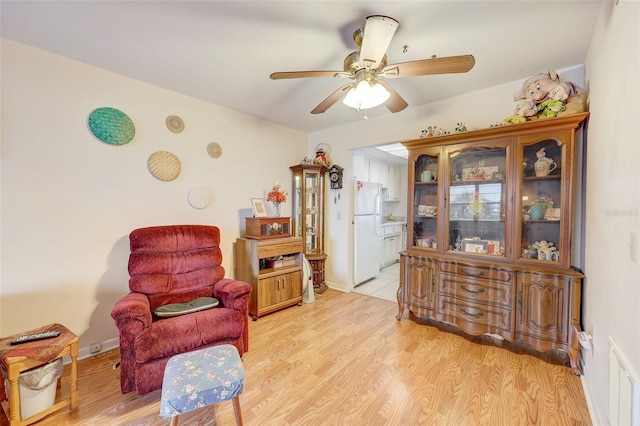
[111,225,252,395]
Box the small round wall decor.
[88,107,135,145]
[165,115,185,133]
[188,187,212,209]
[147,151,182,181]
[207,142,222,158]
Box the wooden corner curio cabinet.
[398,113,589,375]
[290,164,328,293]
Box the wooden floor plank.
[1,290,591,425]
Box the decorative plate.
[207,142,223,158]
[147,151,181,181]
[165,115,184,133]
[188,187,212,209]
[88,107,135,145]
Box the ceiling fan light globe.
[342,80,390,110]
[369,82,391,106]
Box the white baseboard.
[61,337,119,364]
[325,280,349,293]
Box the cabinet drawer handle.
[460,283,485,294]
[459,306,485,318]
[460,267,485,277]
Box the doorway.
[353,262,400,302]
[352,143,408,297]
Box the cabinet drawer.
[438,273,513,308]
[438,262,514,283]
[258,240,303,258]
[436,296,513,338]
[383,225,402,236]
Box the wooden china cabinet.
[290,164,328,293]
[398,113,589,374]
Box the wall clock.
[328,164,344,189]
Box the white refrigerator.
[353,181,381,285]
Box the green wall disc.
[88,107,135,145]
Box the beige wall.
[582,1,640,423]
[0,39,307,349]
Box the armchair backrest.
[128,225,225,310]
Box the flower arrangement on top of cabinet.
[267,181,287,204]
[267,181,288,217]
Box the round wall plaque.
[88,107,135,145]
[207,142,222,158]
[188,187,212,209]
[147,151,181,181]
[165,115,185,133]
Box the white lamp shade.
[343,80,390,110]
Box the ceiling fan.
[270,15,475,114]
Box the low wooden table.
[0,323,78,425]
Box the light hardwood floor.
[1,290,591,425]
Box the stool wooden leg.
[169,415,179,426]
[232,396,243,426]
[7,364,21,425]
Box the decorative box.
[246,217,291,240]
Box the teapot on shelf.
[528,192,554,220]
[534,148,557,176]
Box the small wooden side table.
[0,324,78,426]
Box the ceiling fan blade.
[359,15,399,70]
[270,70,345,80]
[311,84,352,114]
[382,54,475,78]
[378,80,408,113]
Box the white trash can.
[4,358,63,419]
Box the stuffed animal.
[504,100,538,124]
[537,99,566,118]
[514,70,583,105]
[511,70,585,121]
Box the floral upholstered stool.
[160,344,245,426]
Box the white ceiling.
[1,1,604,134]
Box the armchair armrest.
[214,278,252,353]
[213,278,252,310]
[111,292,152,330]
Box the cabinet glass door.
[447,144,508,257]
[304,172,320,254]
[291,165,325,257]
[519,138,564,264]
[412,153,439,249]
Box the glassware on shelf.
[520,139,565,262]
[412,153,439,249]
[447,146,507,257]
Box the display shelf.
[290,164,328,293]
[235,237,303,320]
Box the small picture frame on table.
[250,198,267,218]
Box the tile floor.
[353,262,400,303]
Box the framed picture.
[462,238,488,254]
[250,198,267,218]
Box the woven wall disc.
[147,151,181,181]
[207,142,222,158]
[88,107,135,145]
[165,115,184,133]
